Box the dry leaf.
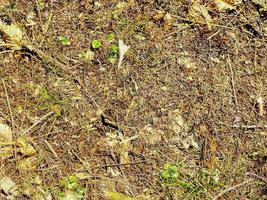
[214,0,236,11]
[106,191,135,200]
[0,123,12,142]
[112,2,128,20]
[0,177,19,198]
[18,157,39,170]
[119,140,131,164]
[140,125,164,144]
[168,109,189,135]
[118,40,130,69]
[17,137,36,156]
[256,97,264,117]
[188,0,213,30]
[0,20,23,50]
[0,0,11,9]
[251,0,267,10]
[0,146,13,159]
[153,11,174,29]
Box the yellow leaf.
[0,123,12,142]
[17,137,36,156]
[0,20,23,50]
[188,0,213,30]
[18,157,39,170]
[107,192,135,200]
[214,0,236,11]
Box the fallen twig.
[232,125,267,129]
[93,160,149,169]
[246,172,267,184]
[1,79,14,129]
[213,179,254,200]
[21,111,54,136]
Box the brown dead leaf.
[140,125,164,144]
[168,109,189,135]
[119,140,131,164]
[0,0,11,9]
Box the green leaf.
[161,170,170,179]
[91,39,102,49]
[169,165,178,173]
[107,192,135,200]
[111,44,119,54]
[79,50,95,63]
[107,33,115,41]
[58,36,70,46]
[108,57,117,64]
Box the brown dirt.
[0,0,266,199]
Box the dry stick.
[32,46,69,72]
[44,139,59,158]
[93,160,148,169]
[1,79,14,129]
[246,172,267,184]
[21,111,54,136]
[232,124,267,129]
[228,56,239,107]
[213,179,254,200]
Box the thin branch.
[93,160,149,169]
[246,172,267,184]
[213,179,254,200]
[1,79,14,129]
[232,124,267,129]
[21,111,54,136]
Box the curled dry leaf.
[118,40,130,69]
[188,0,213,30]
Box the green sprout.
[59,175,84,200]
[79,50,95,63]
[91,39,102,49]
[107,33,115,41]
[108,44,119,64]
[161,163,179,185]
[58,36,70,46]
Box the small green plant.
[108,44,119,64]
[161,163,179,185]
[91,39,102,49]
[58,36,70,46]
[59,175,84,200]
[36,0,44,10]
[79,50,95,63]
[107,33,115,41]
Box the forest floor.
[0,0,266,199]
